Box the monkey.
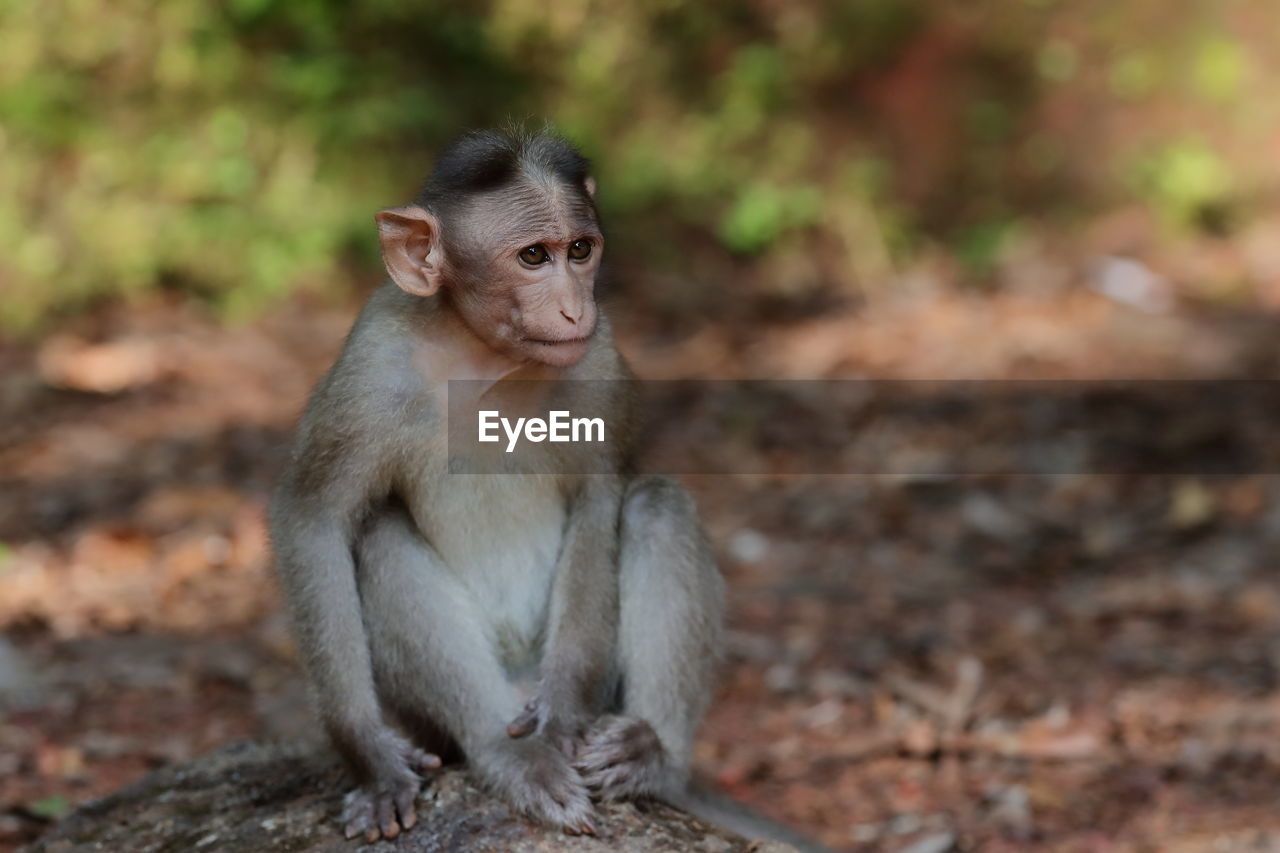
[269,129,828,851]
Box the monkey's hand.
[476,735,596,835]
[340,729,441,842]
[573,715,671,802]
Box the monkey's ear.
[584,176,597,199]
[376,206,445,297]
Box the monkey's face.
[446,189,603,368]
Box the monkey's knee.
[621,476,698,538]
[619,475,724,610]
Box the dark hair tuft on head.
[415,127,593,217]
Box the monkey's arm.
[509,476,623,747]
[269,413,434,794]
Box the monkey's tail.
[667,782,839,853]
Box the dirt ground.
[2,283,1280,852]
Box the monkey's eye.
[568,239,593,261]
[519,245,550,267]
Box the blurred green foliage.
[27,795,71,819]
[0,0,1274,331]
[1135,140,1235,230]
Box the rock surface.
[24,741,795,853]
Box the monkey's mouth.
[527,334,593,345]
[525,332,594,366]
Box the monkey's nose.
[560,309,577,325]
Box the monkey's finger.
[556,734,580,760]
[506,719,534,738]
[342,795,375,840]
[506,707,539,738]
[561,815,597,836]
[406,746,441,774]
[396,789,418,831]
[377,796,400,840]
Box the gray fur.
[270,131,815,848]
[270,291,722,839]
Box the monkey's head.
[376,130,603,368]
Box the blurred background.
[3,1,1280,850]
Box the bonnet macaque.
[270,130,822,850]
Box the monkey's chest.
[410,474,567,670]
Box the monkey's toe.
[340,773,425,841]
[573,715,668,802]
[341,788,380,841]
[408,746,443,774]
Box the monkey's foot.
[573,715,669,802]
[479,736,597,835]
[341,746,441,842]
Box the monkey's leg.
[573,476,726,801]
[357,507,596,834]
